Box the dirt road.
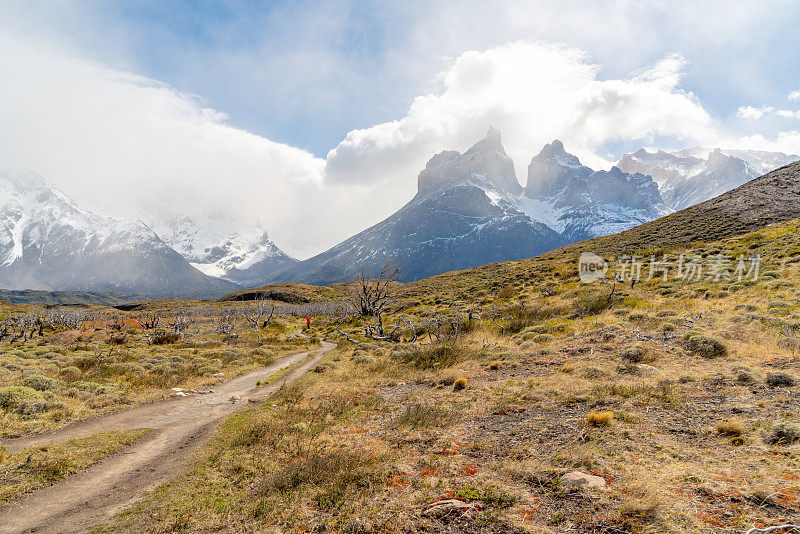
[0,341,335,534]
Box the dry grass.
[715,418,744,436]
[586,410,614,427]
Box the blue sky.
[7,0,800,157]
[1,1,799,257]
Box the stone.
[561,471,607,491]
[421,499,481,518]
[213,372,225,378]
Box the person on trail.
[306,316,311,329]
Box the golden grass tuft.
[715,418,744,436]
[586,410,614,427]
[453,377,468,391]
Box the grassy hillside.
[101,216,800,533]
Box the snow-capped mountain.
[267,128,565,284]
[0,173,238,297]
[148,216,296,288]
[521,140,668,242]
[617,147,799,210]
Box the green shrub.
[21,375,60,392]
[620,346,646,363]
[0,386,47,414]
[532,334,554,343]
[395,343,465,370]
[684,330,727,358]
[60,366,81,381]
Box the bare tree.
[351,261,400,317]
[135,311,161,330]
[241,296,274,329]
[349,261,400,339]
[166,308,194,334]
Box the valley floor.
[3,219,800,533]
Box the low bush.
[453,377,468,391]
[21,375,60,392]
[684,330,727,358]
[151,331,180,345]
[620,346,646,363]
[395,343,465,370]
[766,372,795,388]
[765,423,800,445]
[0,386,47,415]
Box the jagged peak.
[417,130,520,195]
[465,126,507,157]
[531,140,582,168]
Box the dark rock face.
[269,129,564,284]
[524,140,666,242]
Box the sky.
[1,1,799,259]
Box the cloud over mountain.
[0,33,798,260]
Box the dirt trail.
[0,341,335,534]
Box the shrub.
[620,346,646,363]
[396,344,464,370]
[151,331,180,345]
[0,386,47,414]
[506,305,567,334]
[586,411,614,427]
[731,366,755,384]
[532,334,554,343]
[21,375,60,392]
[391,403,458,429]
[453,377,468,391]
[715,419,744,436]
[684,331,727,358]
[765,423,800,445]
[766,372,795,388]
[487,360,501,370]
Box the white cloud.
[737,105,775,119]
[789,90,800,101]
[326,42,714,185]
[0,34,797,261]
[736,104,800,120]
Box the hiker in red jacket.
[305,316,311,329]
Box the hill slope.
[556,160,800,255]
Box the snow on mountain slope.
[0,173,238,297]
[267,129,565,284]
[618,147,799,210]
[523,140,669,242]
[148,215,297,287]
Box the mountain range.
[617,146,798,210]
[0,173,237,298]
[265,130,670,283]
[0,133,795,295]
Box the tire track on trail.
[0,341,335,534]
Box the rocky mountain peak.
[525,140,587,198]
[417,129,521,195]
